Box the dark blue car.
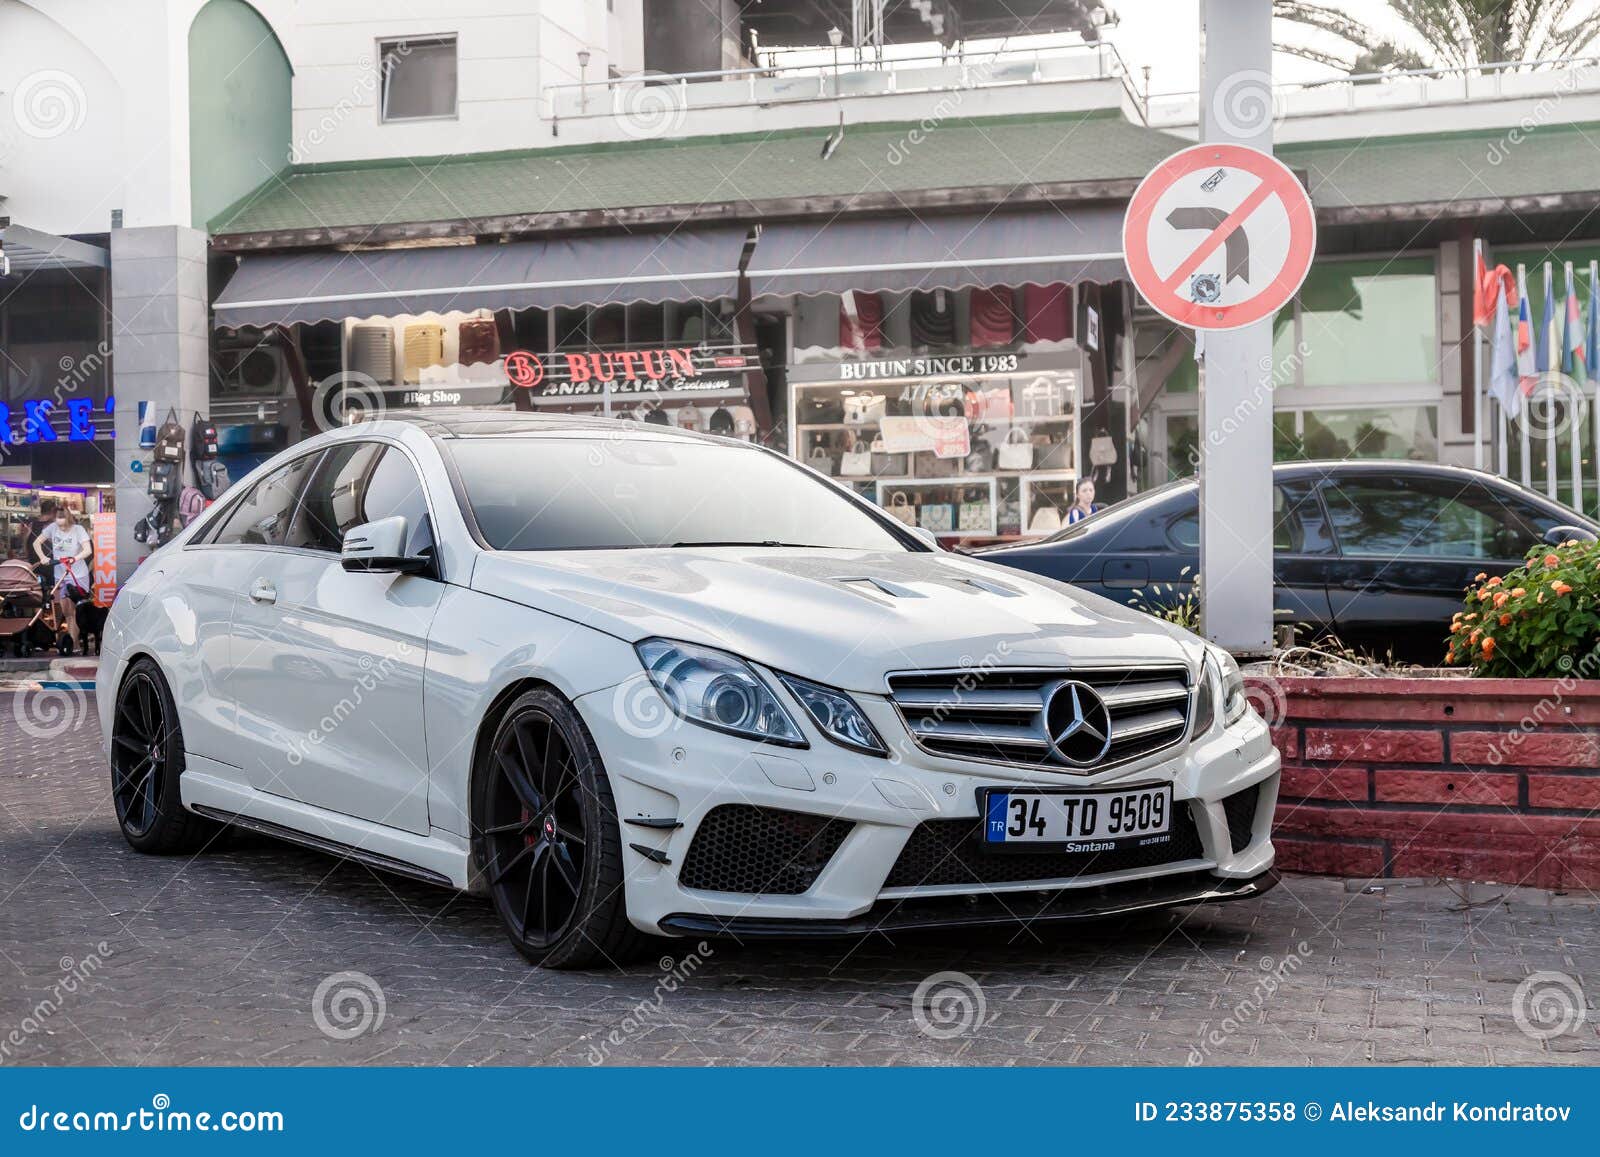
[979,461,1597,664]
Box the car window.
[1320,477,1535,559]
[289,443,432,554]
[1159,485,1319,553]
[207,453,319,547]
[445,436,910,552]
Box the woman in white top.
[33,507,92,654]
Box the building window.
[379,36,458,122]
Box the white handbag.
[884,492,916,525]
[809,444,836,476]
[1028,505,1062,534]
[997,427,1034,471]
[840,438,872,477]
[844,393,887,425]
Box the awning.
[0,222,109,276]
[745,208,1125,298]
[212,226,751,328]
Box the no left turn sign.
[1123,142,1315,331]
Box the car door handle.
[1340,578,1391,592]
[249,580,278,605]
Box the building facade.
[6,0,1600,587]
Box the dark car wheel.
[473,688,647,970]
[111,658,219,854]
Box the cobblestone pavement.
[2,690,1596,1067]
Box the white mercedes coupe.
[99,411,1280,968]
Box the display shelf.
[876,476,999,537]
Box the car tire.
[110,658,219,855]
[472,688,650,970]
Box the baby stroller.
[0,558,50,657]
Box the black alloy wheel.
[475,689,646,969]
[110,659,216,854]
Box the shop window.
[379,36,458,122]
[1296,405,1437,461]
[1292,258,1437,388]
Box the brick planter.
[1250,675,1600,889]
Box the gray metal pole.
[1197,0,1275,654]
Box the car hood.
[471,547,1201,693]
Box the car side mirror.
[1543,524,1597,546]
[909,526,941,550]
[342,516,432,575]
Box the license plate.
[980,785,1173,851]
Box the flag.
[1516,264,1537,386]
[1564,261,1584,375]
[1587,261,1599,383]
[1473,242,1494,327]
[1537,261,1557,374]
[1489,271,1521,416]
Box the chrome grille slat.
[887,665,1192,774]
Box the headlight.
[1192,647,1248,737]
[778,674,887,756]
[635,639,806,747]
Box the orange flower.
[1511,587,1526,597]
[1538,592,1546,604]
[1494,591,1509,607]
[1469,629,1481,644]
[1478,589,1493,601]
[1474,572,1488,581]
[1552,580,1573,596]
[1483,637,1496,655]
[1545,553,1561,567]
[1500,613,1512,626]
[1487,575,1504,587]
[1464,613,1477,622]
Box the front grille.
[882,801,1207,890]
[887,665,1192,773]
[1222,785,1259,854]
[679,805,853,895]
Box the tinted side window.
[288,443,432,555]
[288,443,384,553]
[208,454,318,547]
[1321,477,1534,560]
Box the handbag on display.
[964,385,1014,421]
[909,289,956,348]
[800,394,845,424]
[190,414,219,460]
[1037,439,1074,471]
[958,491,993,533]
[963,443,993,473]
[843,393,887,425]
[1089,434,1118,468]
[730,406,758,441]
[1022,283,1072,343]
[457,318,501,366]
[884,492,917,525]
[969,286,1016,348]
[997,426,1034,471]
[918,502,956,534]
[809,443,837,476]
[707,407,736,437]
[196,457,231,501]
[1028,504,1063,534]
[675,405,705,431]
[840,438,873,477]
[839,291,885,352]
[922,452,961,478]
[154,411,186,464]
[869,437,906,477]
[1021,376,1064,418]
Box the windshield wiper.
[668,540,828,548]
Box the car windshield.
[446,435,913,552]
[1039,480,1191,543]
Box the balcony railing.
[543,40,1136,129]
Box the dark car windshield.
[445,435,913,552]
[1039,481,1191,543]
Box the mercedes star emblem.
[1043,681,1113,766]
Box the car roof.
[352,408,732,444]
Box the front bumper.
[574,679,1281,937]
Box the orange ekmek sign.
[91,512,117,608]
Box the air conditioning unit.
[214,336,288,397]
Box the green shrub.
[1446,538,1600,677]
